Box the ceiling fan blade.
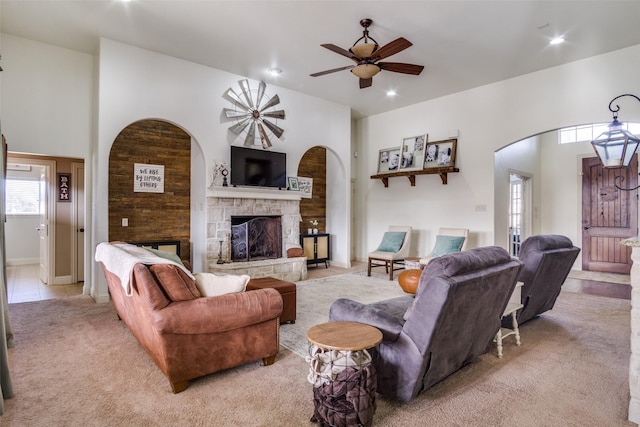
[262,110,286,120]
[223,108,252,119]
[360,78,373,89]
[239,79,254,109]
[259,94,280,112]
[262,118,284,138]
[310,65,355,77]
[228,118,252,135]
[255,81,266,110]
[378,62,424,75]
[257,123,272,149]
[372,37,413,61]
[225,88,251,112]
[321,44,357,61]
[243,122,256,146]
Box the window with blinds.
[6,178,40,215]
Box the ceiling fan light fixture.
[351,64,381,79]
[350,42,377,59]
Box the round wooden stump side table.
[306,321,383,427]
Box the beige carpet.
[281,273,406,357]
[2,275,634,426]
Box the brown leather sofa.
[100,255,283,393]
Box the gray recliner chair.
[505,234,580,327]
[329,246,523,402]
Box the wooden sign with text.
[134,163,164,193]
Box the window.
[6,178,40,215]
[509,175,522,257]
[559,122,640,144]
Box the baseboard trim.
[93,294,111,304]
[53,275,73,285]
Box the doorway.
[6,153,86,289]
[508,171,532,257]
[581,156,637,274]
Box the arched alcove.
[297,147,327,232]
[108,119,192,263]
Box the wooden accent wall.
[298,147,326,233]
[108,120,191,262]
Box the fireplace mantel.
[208,186,301,201]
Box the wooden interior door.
[582,156,638,274]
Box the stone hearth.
[206,186,307,281]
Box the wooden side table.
[306,322,382,427]
[495,281,524,358]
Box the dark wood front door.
[582,156,638,274]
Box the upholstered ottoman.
[246,277,297,324]
[398,269,421,294]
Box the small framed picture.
[297,176,313,198]
[424,138,457,169]
[377,147,401,173]
[399,134,427,171]
[287,176,299,190]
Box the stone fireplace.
[206,187,307,281]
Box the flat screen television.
[230,146,287,189]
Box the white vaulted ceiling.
[3,1,640,118]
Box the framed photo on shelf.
[377,147,401,173]
[424,138,457,169]
[297,176,313,199]
[399,134,427,171]
[287,176,299,191]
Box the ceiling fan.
[310,18,424,89]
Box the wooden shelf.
[370,167,459,187]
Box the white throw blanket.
[95,242,194,296]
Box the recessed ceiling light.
[386,90,397,97]
[268,67,282,76]
[550,36,565,45]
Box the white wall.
[1,34,93,159]
[93,39,352,301]
[2,34,93,282]
[354,44,640,262]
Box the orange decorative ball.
[398,269,422,294]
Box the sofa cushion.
[376,231,406,252]
[431,235,465,257]
[149,264,200,301]
[422,246,512,279]
[194,273,250,297]
[520,234,573,253]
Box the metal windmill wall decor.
[222,79,286,149]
